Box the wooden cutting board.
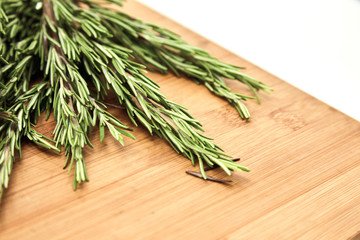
[1,1,359,239]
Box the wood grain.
[1,1,359,239]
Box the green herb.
[0,0,271,200]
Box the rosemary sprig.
[1,82,59,199]
[87,5,272,119]
[0,0,270,200]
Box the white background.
[138,0,360,121]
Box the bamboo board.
[1,1,360,239]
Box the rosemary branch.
[0,0,270,200]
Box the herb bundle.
[0,0,270,200]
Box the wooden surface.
[1,1,360,239]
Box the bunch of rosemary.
[0,0,270,200]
